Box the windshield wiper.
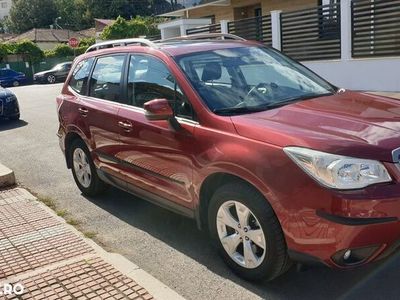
[213,92,334,116]
[261,92,334,110]
[213,106,267,116]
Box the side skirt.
[97,168,196,220]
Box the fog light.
[343,250,351,260]
[332,245,380,266]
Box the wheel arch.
[64,131,85,169]
[197,172,273,230]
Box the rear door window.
[69,58,94,95]
[89,55,125,102]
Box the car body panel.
[231,91,400,162]
[117,105,196,208]
[0,87,20,119]
[0,69,27,87]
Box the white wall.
[0,0,11,20]
[162,27,181,39]
[304,58,400,92]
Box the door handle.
[78,107,88,117]
[118,121,133,132]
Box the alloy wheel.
[47,75,56,84]
[73,148,92,188]
[216,200,266,269]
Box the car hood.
[231,91,400,162]
[0,87,14,97]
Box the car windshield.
[52,64,63,70]
[176,46,336,115]
[53,63,69,70]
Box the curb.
[0,161,185,300]
[0,163,15,188]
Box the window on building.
[318,0,340,39]
[1,2,7,9]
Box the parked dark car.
[34,62,72,84]
[0,68,27,87]
[57,35,400,281]
[0,87,20,120]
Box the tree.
[7,0,57,33]
[44,44,74,58]
[0,19,5,33]
[83,0,152,20]
[0,44,8,62]
[79,37,95,47]
[13,40,44,62]
[54,0,91,30]
[100,16,161,40]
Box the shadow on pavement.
[0,119,28,132]
[85,187,397,300]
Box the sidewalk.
[0,166,184,299]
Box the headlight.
[284,147,392,189]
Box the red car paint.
[57,41,400,269]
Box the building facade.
[160,0,318,23]
[0,0,11,20]
[158,0,400,92]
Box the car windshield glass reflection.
[176,47,336,115]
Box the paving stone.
[7,258,153,300]
[0,188,155,300]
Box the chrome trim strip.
[67,87,199,126]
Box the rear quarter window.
[69,58,94,95]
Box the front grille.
[3,100,18,116]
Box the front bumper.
[270,151,400,269]
[283,185,400,268]
[0,97,19,118]
[33,76,45,83]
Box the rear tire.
[208,182,292,281]
[69,139,107,196]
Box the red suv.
[57,34,400,281]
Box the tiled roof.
[8,29,92,43]
[94,19,115,26]
[77,27,96,38]
[0,34,15,42]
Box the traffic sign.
[68,38,79,48]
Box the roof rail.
[85,38,157,53]
[162,33,246,42]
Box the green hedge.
[0,39,95,63]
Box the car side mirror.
[144,98,174,121]
[144,98,181,131]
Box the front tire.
[12,81,20,87]
[69,139,107,196]
[47,75,56,84]
[208,182,291,281]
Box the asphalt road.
[0,84,399,300]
